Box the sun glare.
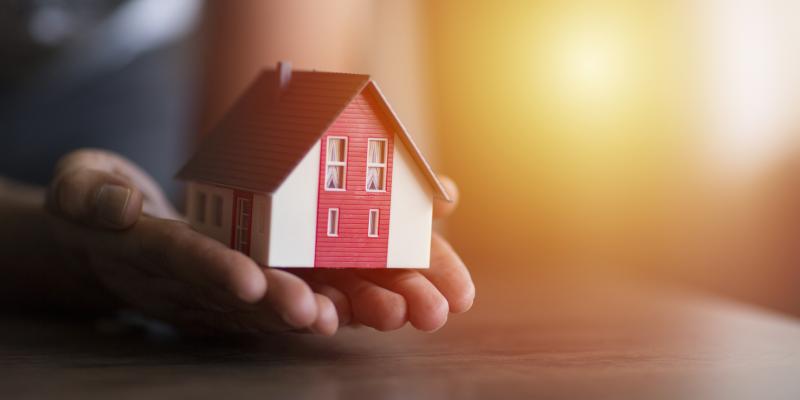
[558,29,626,103]
[535,11,641,127]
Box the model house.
[177,62,449,268]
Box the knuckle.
[55,148,102,172]
[54,148,133,180]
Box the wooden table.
[2,273,800,399]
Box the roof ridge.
[261,66,370,78]
[177,67,449,201]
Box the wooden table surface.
[2,273,800,399]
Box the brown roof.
[177,67,450,201]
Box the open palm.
[46,149,474,335]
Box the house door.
[232,191,253,255]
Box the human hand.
[44,149,474,335]
[295,176,475,332]
[44,149,339,335]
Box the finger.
[55,149,176,216]
[132,217,267,304]
[307,280,352,326]
[358,270,448,332]
[308,294,339,336]
[316,271,407,331]
[52,215,268,305]
[47,167,144,229]
[433,175,459,219]
[420,233,475,313]
[171,270,322,335]
[262,268,318,329]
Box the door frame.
[231,190,254,256]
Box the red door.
[231,190,253,255]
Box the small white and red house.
[177,62,450,269]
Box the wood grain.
[2,273,800,399]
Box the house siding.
[314,90,394,268]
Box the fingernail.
[96,184,132,226]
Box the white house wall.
[386,135,434,268]
[187,182,234,245]
[268,141,321,267]
[250,193,270,265]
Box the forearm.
[0,177,118,314]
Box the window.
[195,192,207,223]
[368,209,379,237]
[325,137,347,190]
[212,195,223,227]
[327,208,339,236]
[366,139,387,191]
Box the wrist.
[0,178,122,314]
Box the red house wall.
[314,89,394,268]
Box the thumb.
[46,155,144,230]
[433,175,459,220]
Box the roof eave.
[365,81,452,202]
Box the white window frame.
[327,208,339,237]
[365,138,388,192]
[324,136,348,191]
[368,209,379,237]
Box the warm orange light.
[550,22,630,108]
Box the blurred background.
[2,0,800,314]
